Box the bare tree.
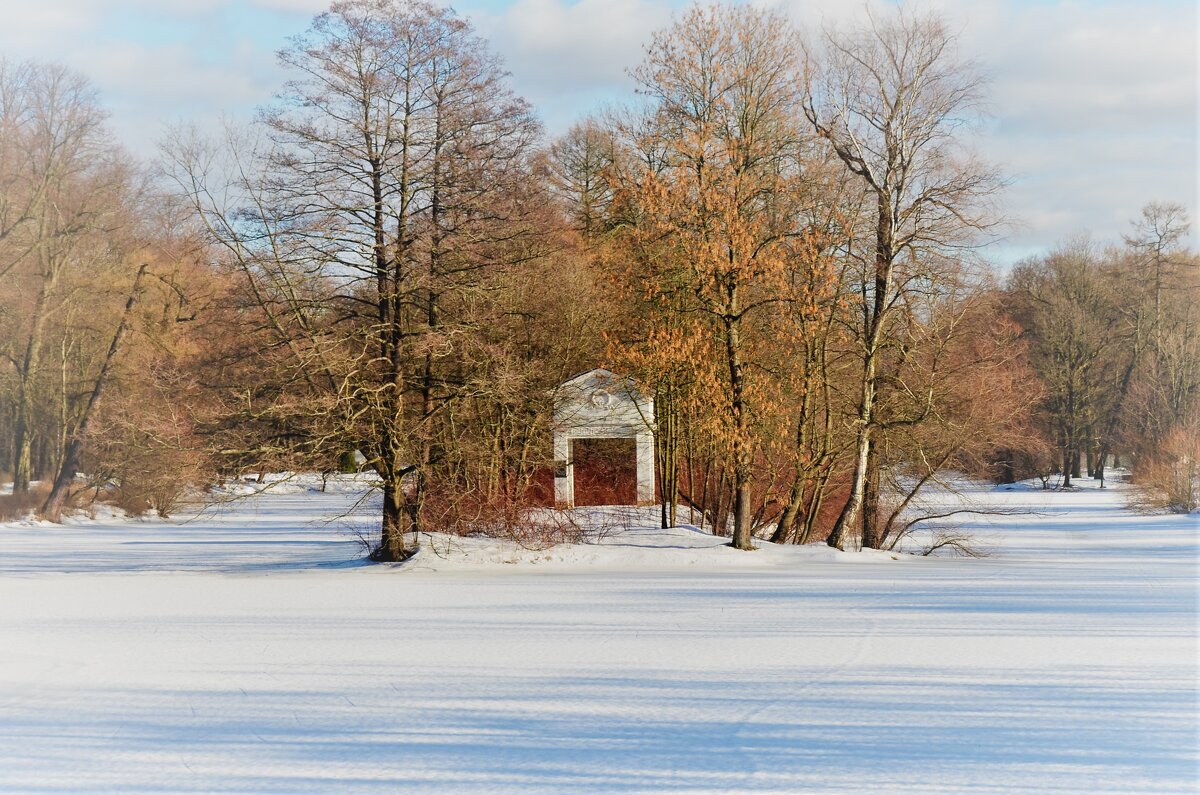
[1125,202,1189,363]
[1011,208,1198,506]
[801,8,1002,550]
[545,117,617,241]
[167,0,548,560]
[874,285,1042,548]
[40,264,148,521]
[1007,242,1112,487]
[0,61,138,497]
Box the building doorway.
[570,437,637,506]
[552,369,655,508]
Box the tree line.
[1,0,1195,558]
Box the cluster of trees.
[1,0,1195,557]
[592,5,1022,552]
[1008,203,1199,510]
[0,60,206,521]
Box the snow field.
[0,476,1195,792]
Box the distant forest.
[1,0,1196,560]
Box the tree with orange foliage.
[769,202,856,546]
[609,4,836,549]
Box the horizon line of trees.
[1,0,1196,558]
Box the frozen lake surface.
[0,476,1196,792]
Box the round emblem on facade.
[590,389,612,408]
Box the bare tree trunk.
[732,481,752,549]
[1095,444,1108,487]
[696,456,710,533]
[41,265,147,522]
[773,369,815,544]
[862,438,883,548]
[829,344,878,551]
[830,191,892,553]
[11,417,32,493]
[727,316,754,550]
[828,425,870,552]
[799,470,829,545]
[655,387,679,528]
[771,475,805,544]
[12,271,54,494]
[712,468,729,537]
[684,426,697,527]
[374,475,413,562]
[667,410,678,527]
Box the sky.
[0,0,1195,263]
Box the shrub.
[0,484,52,522]
[420,485,586,549]
[1129,420,1199,514]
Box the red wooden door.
[572,438,637,506]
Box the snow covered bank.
[0,476,1195,792]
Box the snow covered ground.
[0,476,1196,793]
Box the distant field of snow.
[0,475,1196,793]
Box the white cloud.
[481,0,671,87]
[961,1,1195,133]
[247,0,328,10]
[472,0,674,130]
[960,0,1197,256]
[0,0,305,157]
[0,1,102,49]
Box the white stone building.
[551,369,655,508]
